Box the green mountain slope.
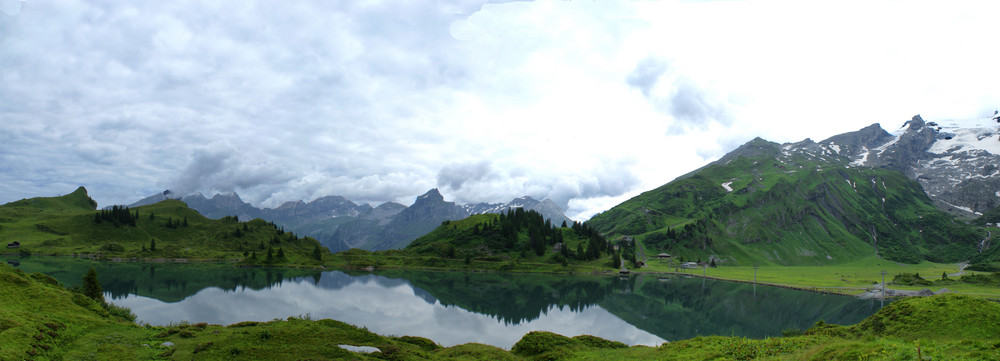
[586,139,985,266]
[0,188,328,266]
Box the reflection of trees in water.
[600,276,883,341]
[392,271,617,325]
[100,265,316,302]
[11,257,320,303]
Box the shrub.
[193,342,213,354]
[572,335,627,349]
[229,321,260,328]
[28,273,61,287]
[104,302,136,322]
[512,331,576,356]
[394,336,440,351]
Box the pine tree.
[312,245,323,261]
[183,216,188,227]
[82,267,104,303]
[150,238,156,252]
[276,248,285,259]
[266,247,274,263]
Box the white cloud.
[1,0,998,220]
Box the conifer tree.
[82,267,104,303]
[312,245,323,261]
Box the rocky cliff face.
[794,114,1000,215]
[371,189,470,250]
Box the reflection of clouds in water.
[111,276,665,348]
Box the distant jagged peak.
[374,201,406,211]
[819,123,895,151]
[538,198,561,208]
[416,188,445,203]
[508,195,540,206]
[210,192,243,202]
[900,114,927,131]
[184,192,205,199]
[308,195,351,205]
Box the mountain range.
[129,188,573,253]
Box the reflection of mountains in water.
[375,271,883,341]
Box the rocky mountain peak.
[903,114,926,131]
[415,188,445,204]
[211,192,244,203]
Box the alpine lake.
[7,256,884,349]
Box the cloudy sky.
[1,0,998,220]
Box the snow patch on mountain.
[850,146,870,166]
[928,125,1000,155]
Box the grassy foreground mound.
[4,263,1000,360]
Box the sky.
[1,0,998,221]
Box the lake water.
[8,256,884,349]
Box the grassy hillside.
[4,263,1000,360]
[587,146,988,266]
[0,187,328,267]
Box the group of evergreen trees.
[93,205,138,227]
[468,208,614,261]
[643,219,713,252]
[164,216,188,229]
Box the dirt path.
[947,262,969,277]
